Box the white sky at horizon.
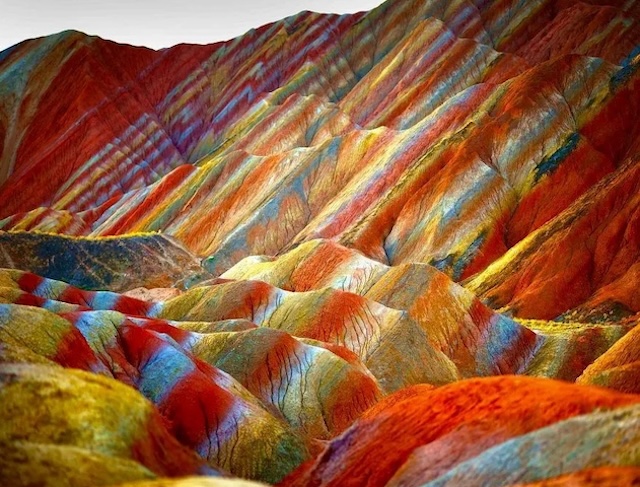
[0,0,385,52]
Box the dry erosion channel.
[1,0,640,485]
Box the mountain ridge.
[1,0,639,485]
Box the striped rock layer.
[1,0,640,486]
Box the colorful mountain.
[0,0,639,485]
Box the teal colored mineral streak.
[202,255,217,274]
[429,231,486,280]
[430,254,455,275]
[534,132,580,182]
[610,44,640,89]
[620,44,640,68]
[0,44,18,64]
[453,231,486,280]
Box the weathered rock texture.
[0,0,639,485]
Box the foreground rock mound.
[0,0,639,484]
[284,376,640,487]
[0,363,212,485]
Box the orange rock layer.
[0,0,639,485]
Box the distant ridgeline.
[1,0,640,486]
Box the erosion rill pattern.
[0,0,639,485]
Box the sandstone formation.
[0,0,639,485]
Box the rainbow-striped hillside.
[1,0,640,486]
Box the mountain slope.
[1,0,639,485]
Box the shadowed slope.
[577,322,640,393]
[0,231,209,291]
[520,318,638,381]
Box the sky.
[1,0,385,52]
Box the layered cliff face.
[1,0,639,485]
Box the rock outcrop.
[1,0,639,485]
